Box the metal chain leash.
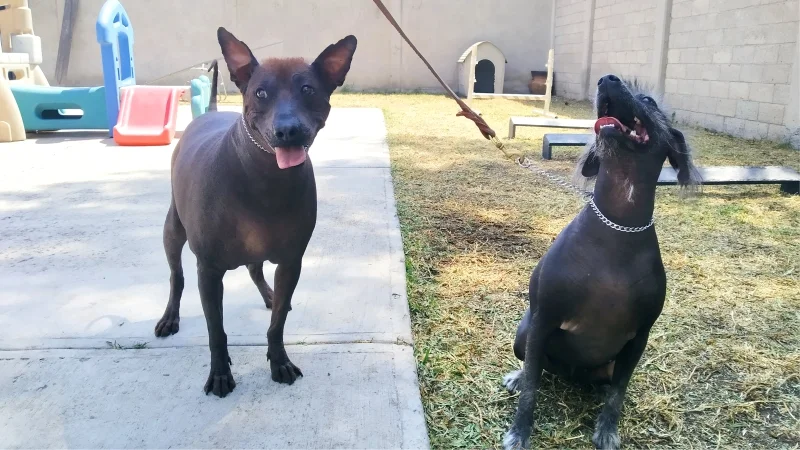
[516,157,655,233]
[516,156,593,201]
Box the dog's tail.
[208,59,219,112]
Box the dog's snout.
[598,74,620,86]
[273,118,305,143]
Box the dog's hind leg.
[591,328,651,450]
[247,262,274,309]
[266,260,304,384]
[155,202,186,337]
[198,264,236,397]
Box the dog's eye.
[643,96,656,105]
[256,88,268,99]
[301,85,315,96]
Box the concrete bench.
[508,116,594,138]
[542,133,592,159]
[658,166,800,194]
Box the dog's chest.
[232,211,315,264]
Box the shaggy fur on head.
[574,76,701,197]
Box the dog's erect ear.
[667,128,700,189]
[312,35,357,92]
[580,143,601,178]
[217,27,259,94]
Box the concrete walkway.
[0,107,429,449]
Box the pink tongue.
[594,116,627,135]
[274,146,307,169]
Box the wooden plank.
[473,93,546,100]
[54,0,78,85]
[544,48,553,114]
[542,133,592,159]
[511,116,594,128]
[658,166,800,185]
[544,133,593,145]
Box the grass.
[326,93,800,449]
[216,91,799,448]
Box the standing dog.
[154,27,357,397]
[503,75,699,449]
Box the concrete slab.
[0,345,428,449]
[0,107,428,448]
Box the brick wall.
[664,0,797,140]
[553,0,588,98]
[590,0,658,88]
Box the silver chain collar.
[241,116,272,153]
[517,156,655,233]
[240,116,309,154]
[588,197,654,232]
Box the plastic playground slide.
[112,85,185,146]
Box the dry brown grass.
[329,93,800,449]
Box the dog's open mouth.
[595,101,649,144]
[274,146,308,169]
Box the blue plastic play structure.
[190,75,211,119]
[10,0,134,136]
[96,0,136,135]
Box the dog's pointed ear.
[217,27,259,94]
[667,127,700,188]
[312,35,357,92]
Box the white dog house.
[458,41,555,116]
[457,41,505,97]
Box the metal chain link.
[588,197,655,232]
[516,156,593,201]
[515,156,655,233]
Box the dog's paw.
[204,365,236,398]
[503,429,529,450]
[270,359,303,385]
[592,427,620,450]
[502,369,523,393]
[154,310,180,337]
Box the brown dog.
[154,27,357,397]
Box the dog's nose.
[273,118,303,143]
[598,74,620,86]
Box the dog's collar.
[587,197,654,233]
[240,116,274,154]
[240,116,310,154]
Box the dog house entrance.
[474,59,495,94]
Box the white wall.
[29,0,553,94]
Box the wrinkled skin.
[154,27,357,397]
[503,75,699,450]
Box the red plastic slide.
[113,86,186,146]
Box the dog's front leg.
[592,327,651,450]
[197,265,235,397]
[267,260,304,384]
[504,311,550,450]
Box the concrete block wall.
[553,0,587,97]
[665,0,798,140]
[590,0,658,87]
[553,0,800,146]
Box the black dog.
[503,75,699,449]
[154,27,357,397]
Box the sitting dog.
[154,27,357,397]
[503,75,699,449]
